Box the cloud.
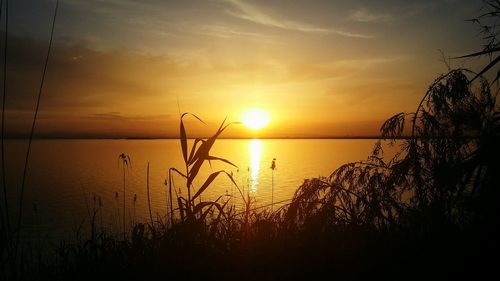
[220,0,375,38]
[196,24,269,39]
[2,31,411,138]
[348,9,395,23]
[4,32,211,112]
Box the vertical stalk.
[270,158,276,212]
[18,0,59,233]
[185,162,191,212]
[0,0,5,232]
[146,162,153,226]
[271,170,274,212]
[168,170,173,226]
[122,163,126,239]
[1,0,9,234]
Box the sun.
[241,108,270,130]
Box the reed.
[118,153,131,239]
[169,113,242,224]
[4,2,500,280]
[146,162,153,226]
[270,158,276,212]
[1,0,9,235]
[17,0,59,238]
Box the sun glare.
[241,108,270,130]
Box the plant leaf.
[180,113,206,165]
[169,167,187,178]
[470,55,500,82]
[180,113,189,164]
[207,155,238,169]
[188,138,205,165]
[192,171,237,200]
[453,47,500,58]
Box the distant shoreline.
[5,136,481,140]
[4,136,398,140]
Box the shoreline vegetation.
[1,1,500,281]
[0,68,498,281]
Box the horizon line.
[5,135,404,140]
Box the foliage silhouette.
[286,69,499,233]
[37,78,498,280]
[2,2,500,280]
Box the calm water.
[4,139,386,241]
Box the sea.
[2,139,397,242]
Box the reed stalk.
[1,0,9,234]
[146,162,153,226]
[270,158,276,212]
[122,162,126,238]
[0,0,4,233]
[18,0,59,234]
[118,153,130,239]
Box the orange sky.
[3,0,487,138]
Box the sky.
[0,0,489,138]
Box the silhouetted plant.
[286,69,499,232]
[270,158,276,212]
[169,113,242,226]
[146,162,153,227]
[456,0,500,82]
[118,153,131,238]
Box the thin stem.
[0,0,5,232]
[146,162,153,226]
[169,171,173,226]
[271,170,274,212]
[1,0,9,234]
[122,163,126,239]
[185,162,191,212]
[18,0,59,233]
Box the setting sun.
[241,108,271,130]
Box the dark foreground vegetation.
[1,68,497,281]
[1,2,500,281]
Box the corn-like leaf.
[187,120,237,187]
[195,201,226,221]
[187,158,204,188]
[187,138,205,165]
[198,118,232,157]
[207,156,238,169]
[169,167,187,178]
[193,196,223,215]
[201,203,218,221]
[193,201,214,214]
[180,113,189,164]
[180,113,206,165]
[192,171,237,200]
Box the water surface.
[4,139,388,241]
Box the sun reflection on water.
[249,139,263,192]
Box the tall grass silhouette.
[455,0,500,82]
[169,113,241,224]
[146,162,153,226]
[16,70,498,279]
[285,69,499,232]
[270,158,276,212]
[0,1,59,279]
[1,0,9,236]
[118,153,131,238]
[1,1,500,280]
[18,0,59,238]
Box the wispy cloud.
[221,0,374,38]
[348,9,395,23]
[196,24,269,39]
